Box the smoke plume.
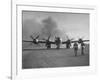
[40,17,65,40]
[23,16,65,40]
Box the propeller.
[78,36,84,43]
[23,33,40,48]
[30,33,39,40]
[35,35,39,39]
[48,34,51,40]
[29,33,40,45]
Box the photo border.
[11,2,97,80]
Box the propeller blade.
[30,35,34,40]
[48,34,51,40]
[35,35,39,39]
[31,32,38,39]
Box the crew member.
[73,42,78,56]
[81,42,85,55]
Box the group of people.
[73,42,85,56]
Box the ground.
[22,45,89,69]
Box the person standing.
[73,42,78,56]
[81,42,85,55]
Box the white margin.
[11,2,97,80]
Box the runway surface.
[22,47,89,69]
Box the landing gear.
[56,44,60,49]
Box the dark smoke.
[40,17,65,39]
[23,16,65,40]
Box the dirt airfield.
[22,45,89,69]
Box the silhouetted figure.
[66,39,71,49]
[73,42,78,56]
[81,42,85,55]
[55,37,61,49]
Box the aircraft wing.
[71,41,78,43]
[38,40,46,43]
[38,40,55,44]
[22,40,33,42]
[62,41,76,44]
[71,40,89,43]
[62,40,79,44]
[82,40,89,42]
[49,41,55,44]
[68,40,89,43]
[62,41,67,44]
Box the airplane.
[23,33,89,49]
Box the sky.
[22,11,89,41]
